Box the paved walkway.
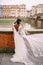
[0,53,25,65]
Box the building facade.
[0,4,26,18]
[28,4,43,29]
[28,4,43,18]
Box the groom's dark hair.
[16,19,21,24]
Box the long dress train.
[10,27,43,65]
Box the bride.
[10,19,43,65]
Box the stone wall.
[0,32,15,48]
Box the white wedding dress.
[10,26,43,65]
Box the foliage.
[0,19,15,23]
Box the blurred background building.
[0,4,43,18]
[27,4,43,18]
[26,4,43,29]
[0,4,26,18]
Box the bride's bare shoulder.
[20,24,24,28]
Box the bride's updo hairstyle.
[16,19,21,24]
[14,19,22,31]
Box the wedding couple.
[10,19,43,65]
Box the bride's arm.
[12,23,14,31]
[18,24,26,37]
[12,23,16,31]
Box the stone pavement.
[0,53,25,65]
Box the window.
[37,8,42,13]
